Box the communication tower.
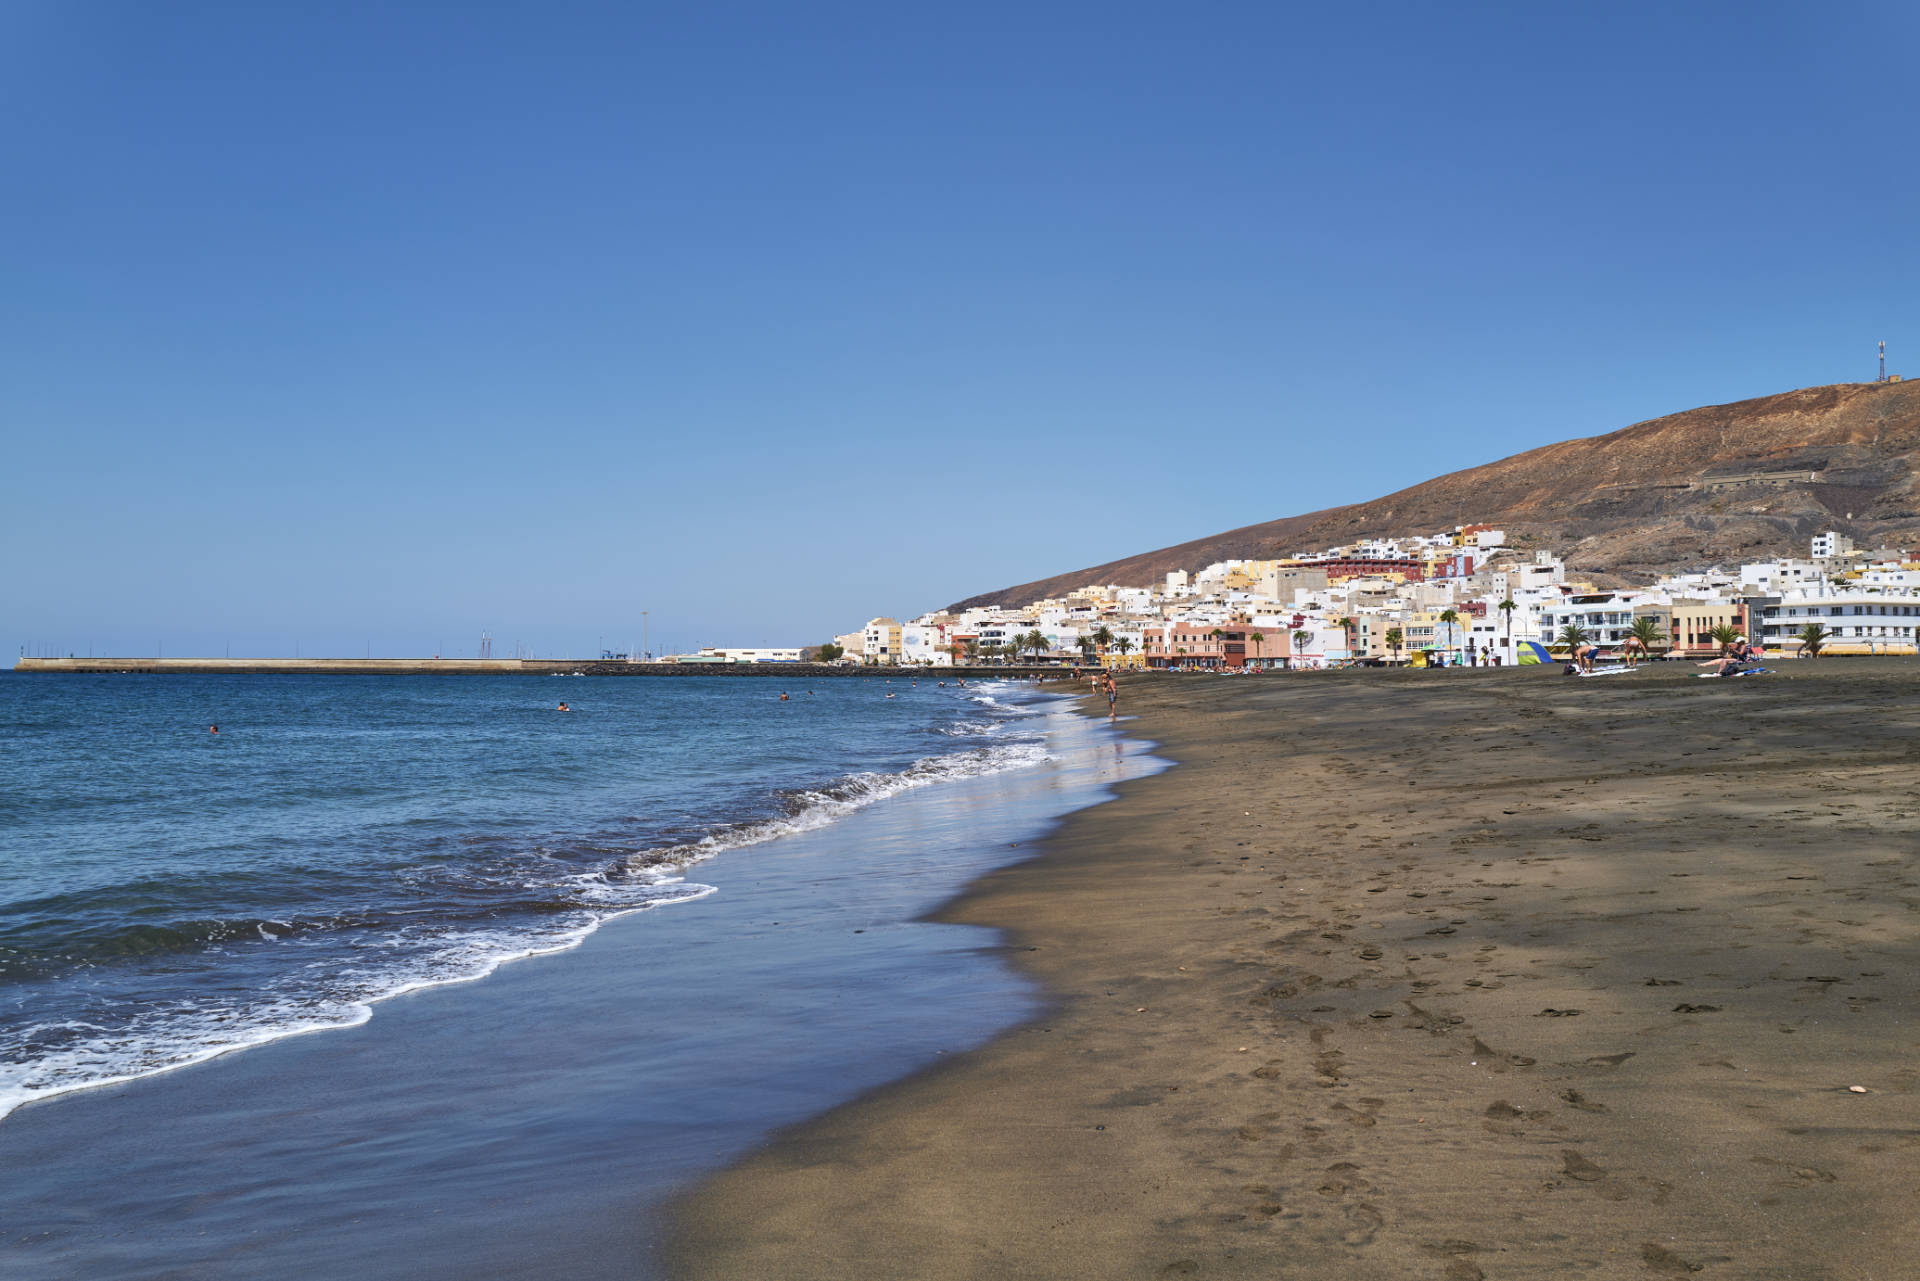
[1881,341,1887,383]
[479,631,493,659]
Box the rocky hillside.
[952,381,1920,609]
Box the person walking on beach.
[1104,672,1118,722]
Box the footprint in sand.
[1641,1242,1705,1274]
[1560,1150,1608,1182]
[1341,1201,1385,1246]
[1421,1237,1489,1277]
[1470,1038,1537,1071]
[1316,1161,1371,1198]
[1331,1099,1381,1127]
[1482,1099,1552,1135]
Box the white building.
[1811,531,1855,559]
[1507,552,1565,592]
[1857,565,1920,590]
[1759,590,1920,655]
[900,624,954,666]
[1740,559,1826,595]
[703,648,803,663]
[1535,591,1662,649]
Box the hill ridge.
[951,381,1920,610]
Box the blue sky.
[4,2,1915,658]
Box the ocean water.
[0,671,1157,1279]
[0,671,1048,1119]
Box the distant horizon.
[7,4,1915,658]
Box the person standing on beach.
[1104,672,1118,721]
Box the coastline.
[668,663,1920,1279]
[0,685,1152,1280]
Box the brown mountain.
[951,380,1920,610]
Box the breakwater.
[12,657,1069,678]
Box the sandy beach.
[670,662,1920,1279]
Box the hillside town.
[811,526,1920,669]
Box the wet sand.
[670,661,1920,1279]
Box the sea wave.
[0,731,1052,1122]
[610,738,1049,879]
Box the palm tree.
[1627,615,1663,664]
[1292,629,1311,668]
[1709,622,1740,656]
[1498,598,1517,653]
[1796,622,1830,657]
[963,639,980,665]
[1384,627,1404,663]
[1114,636,1134,665]
[1556,622,1589,653]
[1092,625,1114,659]
[1175,645,1188,669]
[1437,609,1460,663]
[1248,631,1264,669]
[1209,627,1225,670]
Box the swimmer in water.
[209,725,219,734]
[885,692,896,699]
[779,692,789,701]
[557,702,571,712]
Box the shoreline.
[0,683,1153,1280]
[8,658,1079,677]
[667,663,1920,1279]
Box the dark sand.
[669,661,1920,1279]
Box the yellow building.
[862,617,903,665]
[1669,600,1744,658]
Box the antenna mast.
[1880,341,1887,383]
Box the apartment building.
[1759,592,1920,655]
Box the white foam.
[618,739,1050,876]
[0,728,1054,1124]
[0,878,716,1122]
